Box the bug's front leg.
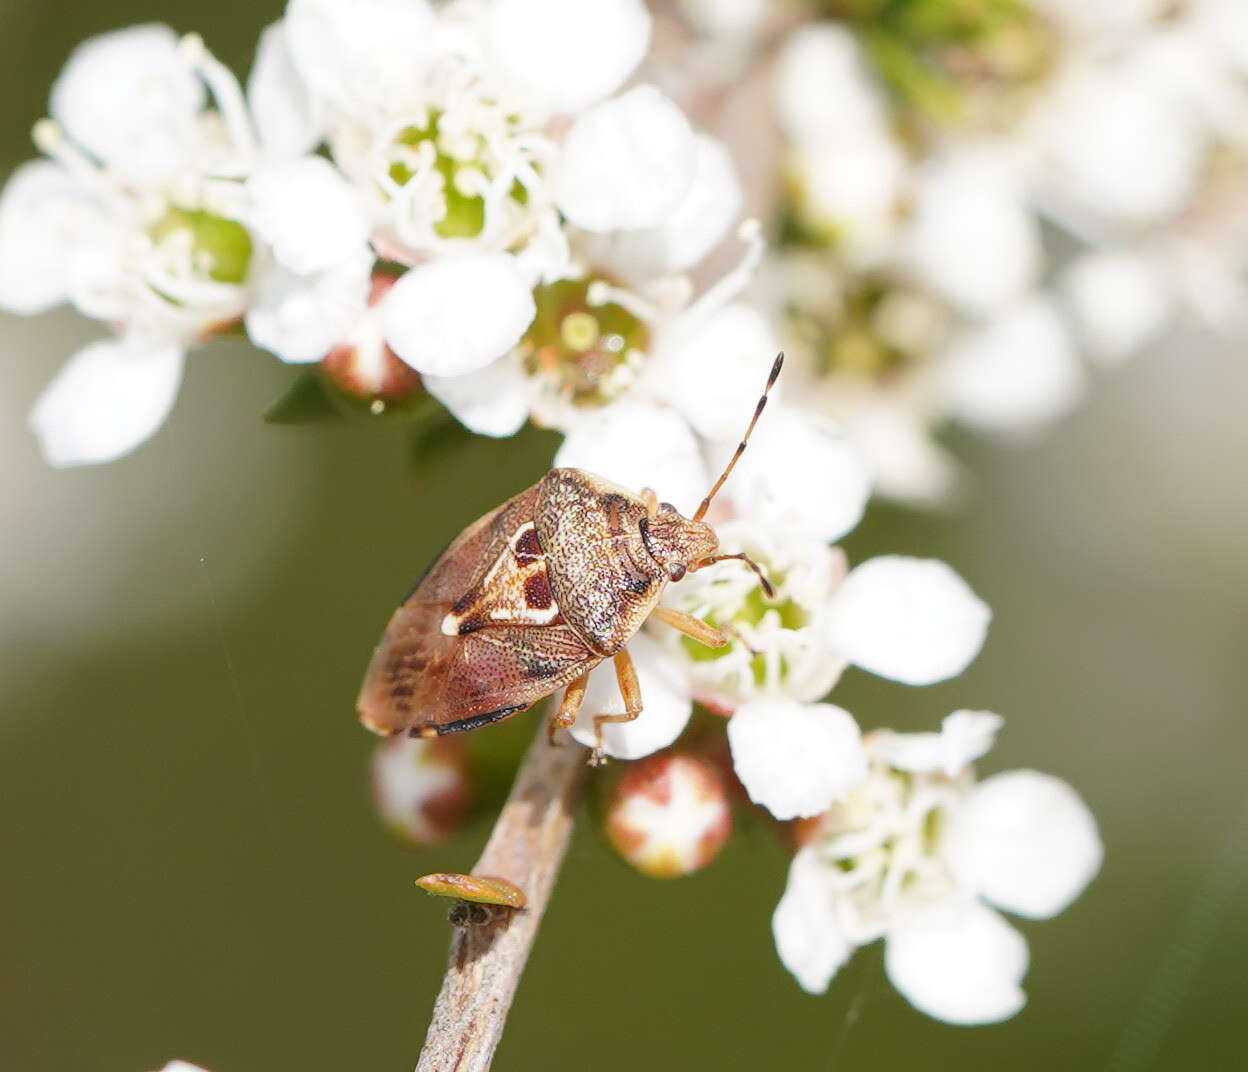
[547,672,589,747]
[640,487,659,516]
[649,605,729,649]
[590,650,644,767]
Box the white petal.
[29,337,184,467]
[728,699,867,820]
[589,135,742,279]
[871,710,1004,777]
[940,297,1086,435]
[245,252,372,364]
[248,21,321,156]
[1031,0,1167,40]
[284,0,435,119]
[0,160,99,315]
[909,147,1040,316]
[554,402,709,516]
[568,633,693,760]
[486,0,650,113]
[885,899,1028,1025]
[681,0,768,40]
[423,354,533,437]
[648,303,778,441]
[775,24,886,142]
[944,770,1103,920]
[555,85,697,233]
[50,24,202,175]
[247,156,370,275]
[829,556,990,686]
[1191,0,1248,77]
[722,407,871,545]
[1061,250,1172,365]
[773,845,854,994]
[381,253,535,376]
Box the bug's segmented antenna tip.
[769,351,784,386]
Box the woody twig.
[415,729,589,1072]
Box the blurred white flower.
[1027,57,1208,228]
[908,145,1040,317]
[774,712,1102,1023]
[372,735,471,845]
[938,296,1086,437]
[1060,250,1173,364]
[776,25,907,262]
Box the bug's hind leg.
[547,672,589,747]
[590,650,644,767]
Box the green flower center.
[822,0,1055,129]
[150,207,253,285]
[680,570,810,687]
[388,111,528,240]
[518,278,649,407]
[788,272,941,381]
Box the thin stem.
[415,728,589,1072]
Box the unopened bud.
[603,751,732,878]
[372,736,470,845]
[321,272,422,406]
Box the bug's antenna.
[690,552,775,599]
[693,352,784,522]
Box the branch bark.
[416,730,589,1072]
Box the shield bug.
[357,353,784,764]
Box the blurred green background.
[3,3,1246,1070]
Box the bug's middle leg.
[547,671,590,747]
[590,650,644,766]
[650,605,729,650]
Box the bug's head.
[640,503,719,583]
[641,352,786,599]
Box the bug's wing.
[357,485,602,736]
[358,612,601,736]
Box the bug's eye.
[668,564,687,582]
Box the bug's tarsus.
[693,352,784,523]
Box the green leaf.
[263,371,345,425]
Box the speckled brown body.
[358,352,784,745]
[357,469,717,738]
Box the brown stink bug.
[357,353,783,764]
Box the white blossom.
[0,24,370,465]
[626,516,990,817]
[773,713,1102,1023]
